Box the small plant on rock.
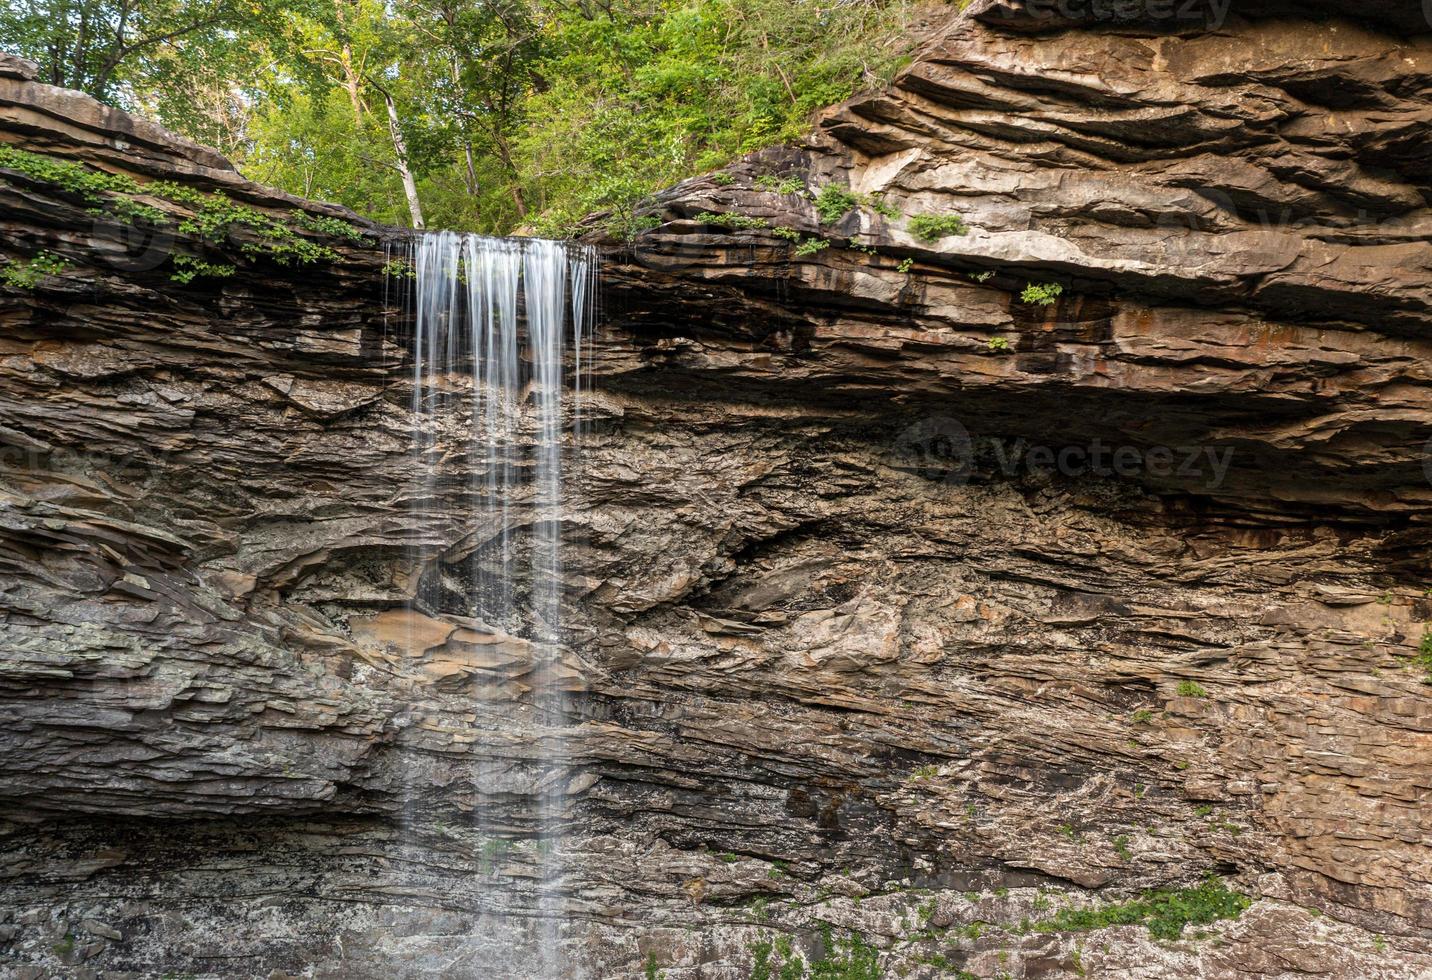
[1176,680,1209,698]
[909,213,967,241]
[814,184,862,225]
[170,254,236,284]
[1021,282,1063,306]
[2,251,69,289]
[695,211,769,230]
[792,237,830,257]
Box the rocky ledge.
[1,3,1432,978]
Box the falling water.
[397,231,595,977]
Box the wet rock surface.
[2,4,1432,978]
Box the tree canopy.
[1,0,931,235]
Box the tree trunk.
[462,142,480,197]
[383,91,425,230]
[493,136,527,218]
[340,44,364,125]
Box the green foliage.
[812,184,899,225]
[169,192,341,265]
[696,211,770,230]
[792,237,830,257]
[0,143,140,200]
[896,257,913,274]
[382,258,416,280]
[868,195,900,220]
[1033,878,1251,941]
[1021,282,1063,306]
[772,226,803,242]
[1414,631,1432,682]
[1,0,293,124]
[908,213,967,241]
[809,927,881,979]
[1176,680,1209,698]
[2,251,68,289]
[291,211,366,242]
[521,1,923,236]
[1113,834,1132,860]
[0,144,170,225]
[100,196,168,225]
[712,171,737,185]
[645,950,664,980]
[169,254,236,284]
[987,337,1010,353]
[970,270,993,282]
[1130,709,1154,724]
[757,174,807,195]
[751,937,775,980]
[814,184,861,225]
[909,764,938,781]
[5,1,927,235]
[747,926,880,980]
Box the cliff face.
[1,2,1431,977]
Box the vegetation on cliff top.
[2,0,934,237]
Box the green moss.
[1130,709,1154,724]
[1021,282,1063,306]
[1032,878,1251,941]
[908,213,967,241]
[711,171,737,186]
[2,251,68,289]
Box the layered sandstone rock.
[1,3,1432,978]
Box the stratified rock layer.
[1,3,1431,977]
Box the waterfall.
[396,231,596,977]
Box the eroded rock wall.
[0,3,1431,977]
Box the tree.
[1,0,268,105]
